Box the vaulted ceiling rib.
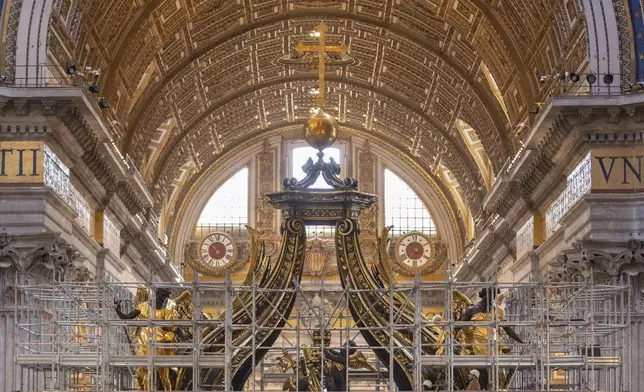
[50,0,587,233]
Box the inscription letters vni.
[591,147,643,192]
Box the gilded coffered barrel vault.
[10,0,593,246]
[4,0,644,390]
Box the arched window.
[197,167,249,235]
[384,169,436,236]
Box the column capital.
[553,239,644,282]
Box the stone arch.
[8,0,54,82]
[168,135,465,266]
[581,0,622,84]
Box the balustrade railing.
[44,146,94,235]
[69,186,92,235]
[195,222,248,238]
[44,145,71,201]
[545,153,591,237]
[103,215,121,257]
[516,216,534,260]
[3,64,112,124]
[547,72,625,97]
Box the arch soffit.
[168,131,466,264]
[119,11,514,159]
[169,144,260,262]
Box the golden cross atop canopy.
[296,22,348,108]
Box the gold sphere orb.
[304,109,338,151]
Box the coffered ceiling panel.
[48,0,587,226]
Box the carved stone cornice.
[470,105,643,280]
[583,130,644,144]
[464,218,516,278]
[57,107,146,216]
[0,122,53,136]
[121,223,174,280]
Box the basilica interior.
[0,1,643,391]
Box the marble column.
[0,237,19,392]
[559,239,644,391]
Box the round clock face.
[397,232,432,268]
[199,232,237,269]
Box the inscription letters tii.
[0,141,44,183]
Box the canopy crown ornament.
[300,22,347,153]
[284,22,359,191]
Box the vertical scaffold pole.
[101,279,109,392]
[321,268,325,390]
[13,271,19,392]
[193,274,200,392]
[413,273,422,391]
[252,272,257,392]
[446,263,454,392]
[148,279,155,392]
[296,297,301,392]
[625,276,631,392]
[225,271,232,392]
[388,267,394,391]
[345,285,350,392]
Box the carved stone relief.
[303,237,337,277]
[0,232,96,306]
[358,141,377,236]
[256,141,276,234]
[0,232,20,306]
[360,239,379,269]
[551,239,644,286]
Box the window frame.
[196,165,252,235]
[380,166,438,237]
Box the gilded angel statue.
[115,287,194,390]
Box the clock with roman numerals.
[395,232,434,273]
[197,232,238,274]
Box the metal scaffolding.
[12,273,630,392]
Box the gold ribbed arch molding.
[167,126,466,265]
[157,116,482,229]
[116,9,517,159]
[104,5,535,108]
[150,74,487,189]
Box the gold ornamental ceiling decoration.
[301,22,343,152]
[277,29,356,66]
[48,1,588,228]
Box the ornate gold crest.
[304,237,329,276]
